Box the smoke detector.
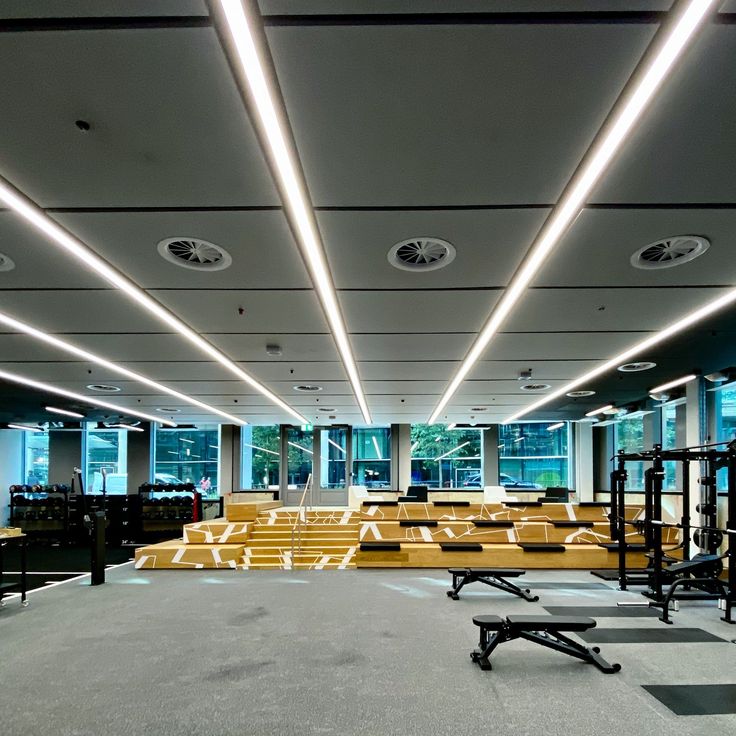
[157,237,232,271]
[293,384,322,392]
[631,235,709,270]
[566,390,595,398]
[618,361,656,373]
[0,252,15,272]
[520,383,551,392]
[86,384,121,393]
[387,237,456,272]
[517,369,533,381]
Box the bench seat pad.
[449,567,525,577]
[472,615,504,629]
[506,615,596,632]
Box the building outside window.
[714,385,736,489]
[241,425,280,490]
[286,427,313,489]
[499,422,569,489]
[662,404,678,490]
[352,427,391,488]
[23,431,49,486]
[320,427,347,489]
[154,424,219,499]
[614,416,645,490]
[410,424,482,489]
[85,424,128,494]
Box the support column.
[0,429,23,525]
[685,378,704,557]
[48,429,83,486]
[219,424,241,493]
[483,426,499,487]
[126,422,152,494]
[575,422,594,501]
[392,424,411,492]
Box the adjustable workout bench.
[471,615,621,674]
[447,568,539,602]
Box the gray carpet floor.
[1,566,736,736]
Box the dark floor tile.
[643,684,736,715]
[578,628,726,644]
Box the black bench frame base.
[447,568,538,602]
[471,616,621,674]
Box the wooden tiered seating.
[355,501,676,569]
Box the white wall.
[0,430,23,526]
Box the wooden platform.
[182,519,252,544]
[224,500,282,521]
[134,540,245,569]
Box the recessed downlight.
[617,361,656,373]
[86,384,121,393]
[157,237,232,271]
[520,383,551,392]
[156,407,182,413]
[293,385,322,392]
[631,235,709,270]
[566,390,596,398]
[0,252,15,272]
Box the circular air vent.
[86,384,121,393]
[156,407,181,413]
[631,235,709,270]
[566,390,596,398]
[388,237,456,272]
[0,252,15,272]
[157,237,232,271]
[293,384,322,392]
[618,361,656,373]
[520,383,551,392]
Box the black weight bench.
[471,615,621,674]
[447,568,538,602]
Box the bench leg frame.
[448,570,539,602]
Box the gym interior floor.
[1,567,735,736]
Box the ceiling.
[0,0,735,427]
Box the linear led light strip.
[504,289,736,423]
[437,441,470,461]
[0,369,177,426]
[0,311,251,425]
[650,374,697,393]
[0,184,307,426]
[428,0,715,424]
[218,0,371,424]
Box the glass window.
[614,416,645,490]
[352,427,391,489]
[85,425,128,494]
[154,424,220,499]
[23,431,49,486]
[320,427,347,489]
[499,422,569,489]
[715,386,736,489]
[286,427,313,489]
[662,404,678,490]
[410,424,482,489]
[241,425,280,490]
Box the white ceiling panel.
[538,208,736,287]
[54,211,312,289]
[483,331,655,360]
[267,23,655,206]
[593,24,736,204]
[0,290,165,333]
[260,1,672,12]
[149,289,328,334]
[318,209,549,289]
[341,290,500,333]
[353,334,474,361]
[0,1,208,17]
[468,359,603,380]
[206,333,340,362]
[504,287,732,333]
[0,27,278,207]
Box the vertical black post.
[615,456,628,590]
[650,445,664,601]
[89,511,106,586]
[644,467,654,549]
[724,443,735,622]
[681,456,691,562]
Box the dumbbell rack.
[138,483,197,539]
[9,485,70,543]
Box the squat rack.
[610,440,736,623]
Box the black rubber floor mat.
[643,684,736,715]
[578,628,726,644]
[543,605,658,617]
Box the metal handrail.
[290,474,312,567]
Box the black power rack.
[610,441,736,623]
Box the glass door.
[283,427,313,506]
[317,426,349,505]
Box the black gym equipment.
[609,441,736,624]
[447,567,539,602]
[74,468,106,586]
[470,615,621,673]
